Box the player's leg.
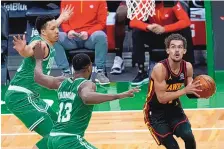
[5,91,54,149]
[174,122,196,149]
[160,134,180,149]
[169,108,196,149]
[33,114,54,149]
[146,122,180,149]
[143,108,180,149]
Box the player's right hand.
[60,4,74,22]
[33,41,46,60]
[13,34,26,53]
[184,80,202,97]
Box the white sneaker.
[110,56,124,74]
[95,71,110,85]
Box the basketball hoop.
[126,0,156,21]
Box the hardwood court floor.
[1,109,224,149]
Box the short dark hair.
[165,34,187,49]
[72,53,91,71]
[35,15,55,34]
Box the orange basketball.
[193,75,216,98]
[192,75,216,99]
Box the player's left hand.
[151,24,165,34]
[79,31,88,40]
[13,34,26,53]
[60,4,74,22]
[33,41,46,60]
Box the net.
[126,0,156,21]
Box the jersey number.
[57,102,72,122]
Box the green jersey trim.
[8,85,33,94]
[50,132,79,136]
[50,133,94,149]
[29,117,45,131]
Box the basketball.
[193,75,216,98]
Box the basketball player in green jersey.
[4,5,74,149]
[32,42,140,149]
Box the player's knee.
[181,129,195,142]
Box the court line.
[2,128,224,136]
[2,107,224,116]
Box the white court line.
[1,107,224,116]
[1,128,224,136]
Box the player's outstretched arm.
[13,34,50,58]
[56,4,74,27]
[13,34,34,57]
[79,81,140,105]
[33,42,66,89]
[153,63,201,104]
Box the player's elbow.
[81,94,92,105]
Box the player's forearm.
[56,16,65,27]
[82,92,121,104]
[157,89,186,104]
[18,45,34,57]
[34,60,65,89]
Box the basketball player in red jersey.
[130,1,194,85]
[143,34,201,149]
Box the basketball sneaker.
[131,71,149,86]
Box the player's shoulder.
[79,80,96,91]
[153,62,166,72]
[185,61,193,70]
[151,63,167,80]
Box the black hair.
[35,15,55,34]
[165,33,187,49]
[72,53,91,71]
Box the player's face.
[41,20,59,43]
[166,40,186,62]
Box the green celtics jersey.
[51,78,94,137]
[10,35,55,93]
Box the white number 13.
[57,102,72,122]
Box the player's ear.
[88,63,92,73]
[183,48,187,54]
[166,48,170,54]
[41,29,46,36]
